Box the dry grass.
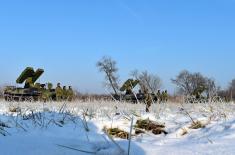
[189,121,206,129]
[135,119,168,135]
[180,128,188,136]
[104,127,129,139]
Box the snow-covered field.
[0,100,235,155]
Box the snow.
[0,100,235,155]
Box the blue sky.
[0,0,235,94]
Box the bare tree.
[130,70,162,93]
[205,78,217,98]
[228,79,235,100]
[0,86,3,99]
[172,70,217,96]
[171,70,193,95]
[96,56,119,95]
[218,79,235,101]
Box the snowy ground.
[0,100,235,155]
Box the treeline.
[218,79,235,101]
[96,56,235,102]
[171,70,235,101]
[172,70,217,97]
[0,86,3,98]
[0,56,234,102]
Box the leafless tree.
[0,86,3,98]
[205,78,217,98]
[218,79,235,101]
[228,79,235,100]
[172,70,217,96]
[171,70,193,95]
[97,56,119,95]
[130,70,162,93]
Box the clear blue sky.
[0,0,235,94]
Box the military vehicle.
[184,85,223,103]
[4,67,56,102]
[114,79,158,103]
[184,85,208,103]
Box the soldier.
[165,90,169,102]
[47,83,53,90]
[156,90,161,104]
[62,86,68,100]
[162,90,168,103]
[44,83,53,101]
[67,86,74,101]
[144,88,152,112]
[40,84,49,102]
[55,83,63,101]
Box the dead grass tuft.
[135,119,168,135]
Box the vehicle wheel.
[25,96,34,102]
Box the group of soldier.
[156,90,168,103]
[38,83,74,102]
[55,83,74,101]
[145,89,168,112]
[23,76,74,102]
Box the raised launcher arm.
[16,67,44,87]
[192,85,207,99]
[120,79,139,95]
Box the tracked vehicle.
[4,67,56,102]
[114,79,158,103]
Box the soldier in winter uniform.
[67,86,74,101]
[55,83,63,101]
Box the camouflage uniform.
[156,90,161,104]
[42,83,53,102]
[144,89,152,112]
[67,86,74,101]
[41,90,50,102]
[47,83,53,90]
[62,86,68,100]
[55,83,63,101]
[162,90,168,103]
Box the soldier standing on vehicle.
[67,86,74,101]
[55,83,63,101]
[47,83,53,90]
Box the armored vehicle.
[4,67,56,102]
[115,79,158,103]
[184,85,223,103]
